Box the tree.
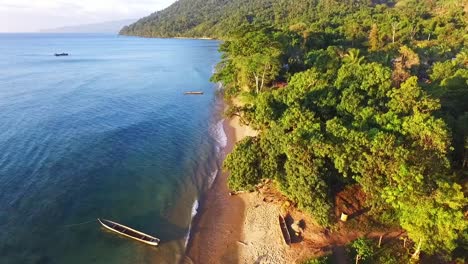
[235,51,281,93]
[217,26,284,93]
[289,22,310,48]
[349,238,374,264]
[302,256,331,264]
[394,181,467,256]
[391,21,399,44]
[224,137,263,191]
[343,20,364,47]
[368,24,380,51]
[343,48,365,65]
[392,46,419,86]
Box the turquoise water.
[0,34,221,263]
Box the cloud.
[0,0,175,32]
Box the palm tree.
[343,48,365,65]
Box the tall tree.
[368,24,380,51]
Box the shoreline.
[184,103,297,263]
[184,101,335,263]
[184,100,402,263]
[173,37,214,40]
[184,115,246,263]
[184,98,326,264]
[185,102,297,263]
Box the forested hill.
[119,0,385,38]
[120,0,231,38]
[120,0,466,39]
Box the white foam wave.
[208,169,219,188]
[185,104,227,249]
[214,82,223,92]
[211,119,227,151]
[185,199,199,248]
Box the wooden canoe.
[184,91,204,95]
[98,218,160,246]
[279,215,291,246]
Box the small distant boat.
[98,218,160,246]
[54,53,69,57]
[184,91,204,95]
[279,215,291,246]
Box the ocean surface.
[0,34,223,264]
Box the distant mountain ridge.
[42,19,135,34]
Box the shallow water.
[0,33,221,264]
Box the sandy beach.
[185,113,298,264]
[184,107,402,264]
[184,115,248,263]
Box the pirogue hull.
[279,215,291,246]
[98,218,160,246]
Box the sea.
[0,33,224,264]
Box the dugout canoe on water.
[279,215,291,246]
[98,218,160,246]
[184,91,204,95]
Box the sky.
[0,0,176,32]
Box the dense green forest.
[124,0,467,262]
[120,0,467,41]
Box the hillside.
[120,0,467,40]
[120,0,335,38]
